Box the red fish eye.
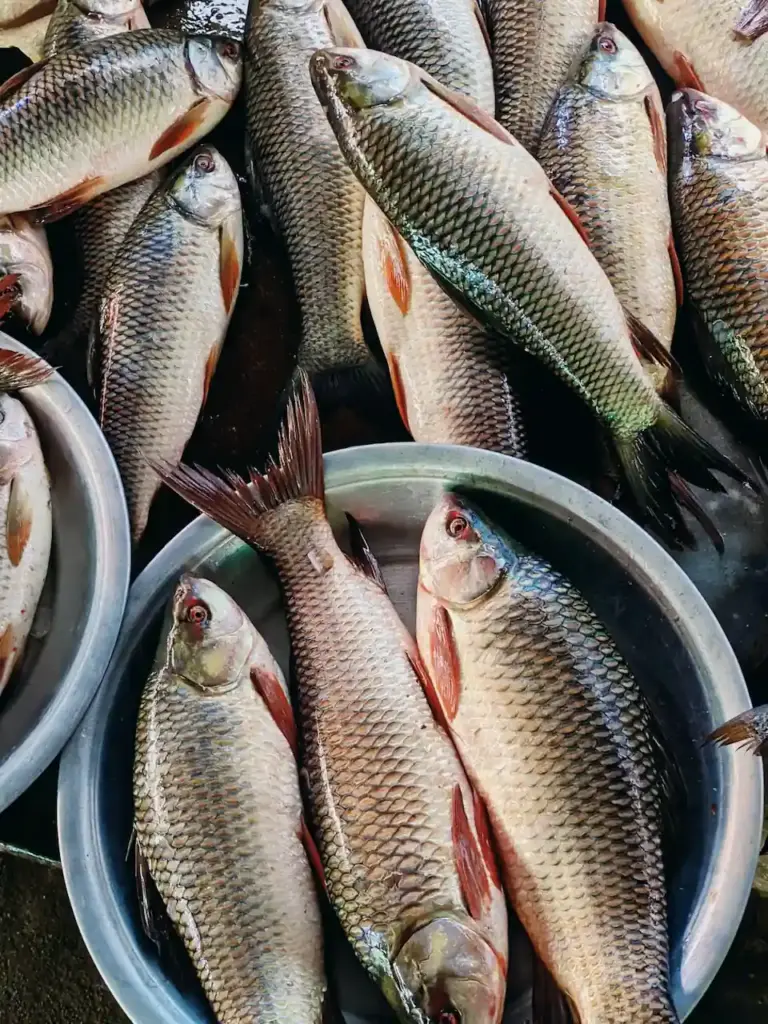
[195,152,215,174]
[332,54,356,70]
[186,601,209,625]
[598,35,617,54]
[219,40,240,61]
[437,1012,459,1024]
[446,512,469,539]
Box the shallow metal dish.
[58,444,762,1023]
[0,333,130,813]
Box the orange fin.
[626,311,675,370]
[345,512,386,589]
[322,0,363,47]
[421,73,516,147]
[644,93,667,174]
[0,623,16,689]
[672,51,706,91]
[0,348,52,390]
[7,475,32,566]
[377,217,411,316]
[202,344,220,405]
[452,784,491,921]
[299,815,328,891]
[386,353,411,434]
[250,665,299,757]
[0,274,20,320]
[219,217,241,314]
[472,789,501,886]
[428,603,461,722]
[549,185,590,246]
[708,707,768,755]
[149,98,211,162]
[668,232,684,307]
[0,58,48,103]
[29,176,107,224]
[597,0,606,20]
[734,0,768,41]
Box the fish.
[43,0,149,54]
[416,491,679,1024]
[244,0,385,412]
[341,0,494,113]
[0,29,241,220]
[483,0,600,153]
[310,47,752,549]
[0,215,53,335]
[133,573,327,1023]
[624,0,768,137]
[0,350,53,695]
[538,22,679,394]
[156,376,510,1024]
[709,705,768,756]
[91,144,243,543]
[363,201,527,456]
[667,89,768,432]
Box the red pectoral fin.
[250,666,298,757]
[734,0,768,41]
[672,52,706,91]
[28,177,107,224]
[472,789,501,886]
[0,58,49,102]
[0,274,20,320]
[644,93,667,174]
[452,784,491,921]
[201,344,220,405]
[429,603,461,722]
[0,624,16,690]
[668,232,684,307]
[377,217,411,316]
[149,99,211,161]
[298,815,327,891]
[7,475,32,566]
[549,185,590,247]
[219,217,241,314]
[421,74,516,147]
[386,353,410,434]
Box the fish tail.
[614,405,753,551]
[154,370,324,549]
[0,347,53,391]
[707,707,768,756]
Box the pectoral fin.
[7,474,32,566]
[644,93,667,174]
[219,216,242,314]
[250,665,298,757]
[28,176,107,224]
[149,98,211,161]
[452,784,492,921]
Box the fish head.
[419,493,512,609]
[0,394,35,484]
[70,0,150,29]
[186,35,243,102]
[393,916,505,1024]
[168,574,254,690]
[0,216,53,336]
[310,46,415,114]
[169,146,241,227]
[667,90,767,166]
[577,23,654,101]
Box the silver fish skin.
[134,574,327,1023]
[43,0,149,55]
[0,215,53,334]
[93,145,243,542]
[0,29,241,219]
[0,390,51,694]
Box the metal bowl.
[57,443,762,1023]
[0,333,130,813]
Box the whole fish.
[710,704,768,757]
[92,144,243,542]
[134,574,327,1023]
[244,0,383,410]
[363,201,527,456]
[0,349,53,694]
[624,0,768,137]
[159,378,510,1024]
[43,0,149,54]
[311,47,750,548]
[0,215,53,334]
[0,29,241,220]
[341,0,494,113]
[538,22,679,393]
[668,90,768,429]
[484,0,600,153]
[417,492,678,1024]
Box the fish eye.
[437,1011,460,1024]
[332,54,356,71]
[185,600,210,625]
[446,512,469,539]
[194,152,216,174]
[597,35,617,55]
[218,40,240,62]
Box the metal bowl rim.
[57,442,763,1023]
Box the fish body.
[417,493,678,1024]
[134,574,327,1023]
[93,145,243,542]
[624,0,768,136]
[244,0,380,403]
[0,215,53,334]
[363,200,526,456]
[0,29,241,219]
[538,22,678,392]
[484,0,598,153]
[668,89,768,425]
[0,389,51,694]
[311,48,748,547]
[43,0,149,54]
[159,380,509,1024]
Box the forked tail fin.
[614,404,754,550]
[0,347,53,391]
[707,706,768,757]
[154,371,324,548]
